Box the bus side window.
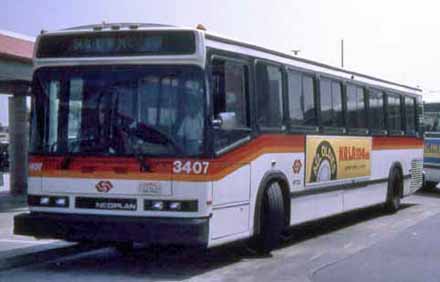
[256,62,283,130]
[387,93,402,135]
[368,89,385,133]
[405,96,416,136]
[211,59,249,130]
[346,84,367,130]
[319,78,343,128]
[287,70,317,127]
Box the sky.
[1,0,440,122]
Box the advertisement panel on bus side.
[305,136,372,184]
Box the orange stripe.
[30,135,422,182]
[372,136,423,150]
[30,134,305,181]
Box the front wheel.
[254,182,285,254]
[385,169,402,213]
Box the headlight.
[144,200,198,212]
[40,197,50,206]
[168,202,182,211]
[151,201,164,211]
[28,195,69,208]
[55,197,67,207]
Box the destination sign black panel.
[76,197,137,211]
[37,30,196,58]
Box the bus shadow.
[415,188,440,199]
[280,203,414,248]
[34,204,416,281]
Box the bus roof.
[204,31,422,95]
[38,23,423,96]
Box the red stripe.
[372,136,423,150]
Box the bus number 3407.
[173,161,210,175]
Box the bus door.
[209,56,252,239]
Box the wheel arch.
[253,170,291,236]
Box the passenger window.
[287,70,316,126]
[212,59,249,129]
[346,84,367,129]
[368,89,385,131]
[319,78,343,127]
[405,96,416,135]
[387,94,402,132]
[303,76,317,125]
[256,63,283,129]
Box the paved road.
[0,208,58,254]
[1,191,440,282]
[314,211,440,282]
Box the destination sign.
[37,30,196,58]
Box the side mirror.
[212,112,237,130]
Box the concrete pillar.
[8,95,28,195]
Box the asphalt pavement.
[313,211,440,282]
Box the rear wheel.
[385,169,402,213]
[254,182,285,254]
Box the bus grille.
[410,159,423,192]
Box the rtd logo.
[95,181,113,193]
[292,160,302,174]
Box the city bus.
[422,100,440,190]
[14,23,424,253]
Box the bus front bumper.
[14,212,209,247]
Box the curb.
[0,242,101,271]
[0,193,26,212]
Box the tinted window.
[405,96,416,133]
[369,89,385,130]
[320,78,343,127]
[346,84,367,128]
[287,70,316,126]
[256,63,283,128]
[212,59,249,129]
[303,76,316,125]
[387,94,402,131]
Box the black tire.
[113,242,134,255]
[385,169,402,213]
[254,182,285,254]
[422,181,438,192]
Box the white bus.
[15,23,424,253]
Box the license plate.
[138,182,171,196]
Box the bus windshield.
[30,65,205,157]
